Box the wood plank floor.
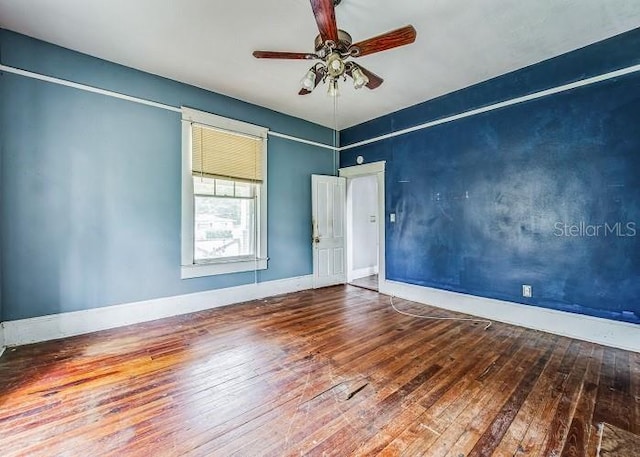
[0,285,638,456]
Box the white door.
[312,175,346,288]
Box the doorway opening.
[347,175,379,291]
[340,161,385,293]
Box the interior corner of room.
[0,1,639,454]
[1,4,638,351]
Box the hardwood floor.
[0,285,638,456]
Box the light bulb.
[300,69,317,91]
[327,79,339,97]
[352,67,370,90]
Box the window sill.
[181,258,268,279]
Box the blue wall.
[341,28,640,324]
[0,30,335,321]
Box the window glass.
[215,179,235,197]
[235,181,254,198]
[193,176,216,195]
[194,180,257,262]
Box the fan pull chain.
[333,89,338,173]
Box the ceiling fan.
[253,0,417,96]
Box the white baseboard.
[379,279,640,353]
[3,275,313,347]
[350,266,379,281]
[5,275,638,353]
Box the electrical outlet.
[522,284,532,298]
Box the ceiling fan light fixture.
[300,68,317,91]
[253,1,415,96]
[351,66,370,89]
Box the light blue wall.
[0,30,335,321]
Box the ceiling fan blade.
[310,0,339,43]
[253,51,316,60]
[350,25,417,57]
[358,66,384,89]
[299,66,326,95]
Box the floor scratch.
[283,369,312,453]
[420,423,442,436]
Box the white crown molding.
[340,63,640,151]
[2,275,313,347]
[380,279,640,353]
[0,64,338,151]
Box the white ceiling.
[1,0,640,129]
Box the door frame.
[339,161,386,289]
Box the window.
[194,177,257,261]
[181,108,268,278]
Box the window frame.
[180,107,268,279]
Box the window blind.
[192,124,263,182]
